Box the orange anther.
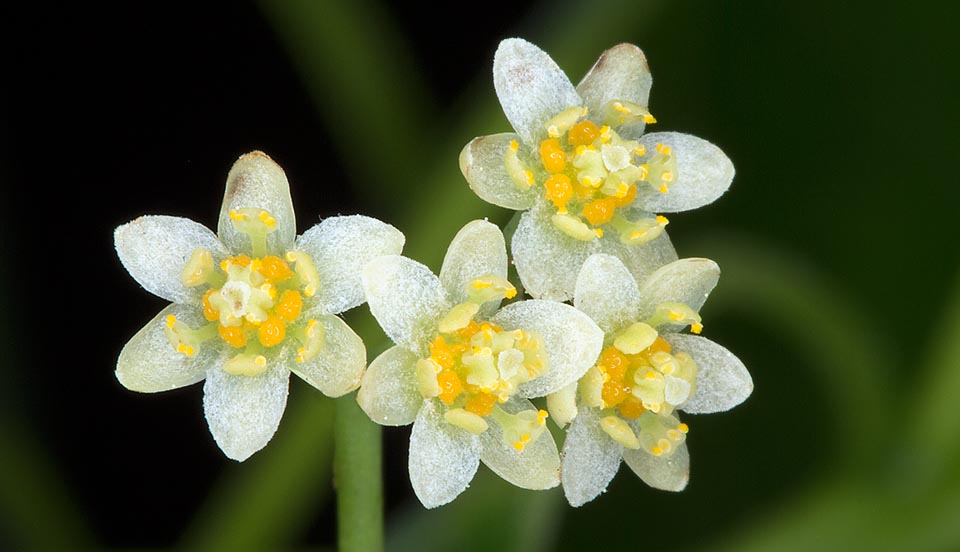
[544,174,573,211]
[259,255,293,282]
[257,316,286,347]
[437,370,463,405]
[539,138,566,173]
[203,290,220,321]
[275,290,303,321]
[582,197,618,227]
[568,120,601,146]
[219,324,247,348]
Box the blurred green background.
[4,0,960,550]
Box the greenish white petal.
[362,255,451,356]
[511,206,590,301]
[576,43,653,140]
[217,151,296,255]
[561,406,624,507]
[460,134,537,210]
[116,304,222,392]
[633,133,735,213]
[667,334,753,414]
[114,215,228,304]
[491,300,604,398]
[621,440,690,492]
[288,313,365,397]
[596,222,678,290]
[357,346,422,426]
[493,38,581,146]
[574,254,642,335]
[637,258,720,321]
[202,361,290,462]
[439,220,508,318]
[479,399,560,490]
[296,215,405,315]
[409,400,482,508]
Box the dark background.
[4,1,960,550]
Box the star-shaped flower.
[356,220,603,508]
[460,38,735,301]
[114,151,404,461]
[552,253,752,505]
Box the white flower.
[554,254,752,506]
[114,151,404,461]
[357,220,604,508]
[460,38,735,301]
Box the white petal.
[561,406,623,507]
[491,300,604,398]
[622,441,689,491]
[493,38,581,145]
[574,254,642,335]
[296,215,405,315]
[289,314,365,397]
[116,304,221,392]
[217,151,296,255]
[362,255,451,356]
[511,206,591,302]
[633,133,735,213]
[460,133,537,210]
[595,221,678,290]
[409,400,481,508]
[439,220,508,318]
[203,362,290,461]
[479,399,560,490]
[576,43,653,140]
[637,258,720,320]
[115,215,228,303]
[667,334,753,414]
[357,346,422,426]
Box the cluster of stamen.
[417,276,550,451]
[504,101,677,243]
[162,208,323,376]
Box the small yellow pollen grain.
[229,209,245,221]
[613,101,631,114]
[255,355,267,367]
[652,446,663,456]
[669,310,683,321]
[678,423,690,433]
[645,371,657,380]
[661,170,674,183]
[505,288,517,299]
[509,140,519,152]
[643,114,657,124]
[691,322,703,334]
[296,347,306,363]
[513,441,525,452]
[634,145,647,156]
[630,230,645,240]
[537,409,548,425]
[593,228,604,238]
[524,170,534,185]
[165,314,177,328]
[659,184,668,193]
[656,215,669,225]
[472,279,491,290]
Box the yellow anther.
[638,164,650,180]
[568,120,601,146]
[678,423,690,433]
[219,324,247,348]
[472,279,491,290]
[258,316,286,347]
[258,211,276,227]
[275,290,303,322]
[659,184,669,193]
[669,310,683,321]
[616,182,629,198]
[582,196,618,226]
[539,138,566,173]
[657,438,672,454]
[505,288,517,299]
[667,429,682,441]
[286,250,320,298]
[524,170,534,185]
[165,314,177,328]
[643,113,657,124]
[691,322,703,334]
[543,173,573,211]
[229,209,245,221]
[661,170,674,183]
[655,143,672,155]
[613,101,631,114]
[202,290,220,321]
[593,228,603,238]
[656,215,669,225]
[509,140,519,152]
[547,125,560,138]
[652,446,663,456]
[634,145,647,156]
[536,409,548,425]
[255,355,267,367]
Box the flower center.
[504,103,676,243]
[162,208,323,376]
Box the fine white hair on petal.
[439,220,508,318]
[633,132,735,213]
[493,38,582,146]
[574,254,643,335]
[637,257,720,320]
[115,215,228,304]
[576,43,653,140]
[460,133,537,210]
[561,405,624,507]
[667,334,753,414]
[288,313,366,398]
[621,439,690,492]
[479,399,560,490]
[357,346,423,427]
[408,400,482,508]
[116,304,222,393]
[217,151,297,255]
[295,215,405,315]
[203,362,290,462]
[491,300,604,398]
[362,255,451,357]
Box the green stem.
[335,395,383,552]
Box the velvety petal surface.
[289,313,365,397]
[479,399,560,490]
[439,219,508,318]
[357,346,422,426]
[296,215,405,315]
[622,441,690,492]
[561,406,624,506]
[511,206,591,302]
[409,400,482,508]
[115,215,228,304]
[577,43,653,140]
[637,258,720,319]
[460,133,537,210]
[217,151,296,255]
[667,334,753,414]
[574,253,642,335]
[634,132,735,213]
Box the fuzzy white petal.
[203,362,290,462]
[289,314,365,397]
[116,304,221,393]
[439,220,508,318]
[637,258,720,320]
[577,43,653,140]
[409,400,482,508]
[622,441,690,492]
[491,300,604,398]
[357,346,422,426]
[634,133,735,213]
[574,254,642,335]
[595,220,678,290]
[115,215,228,304]
[217,151,296,255]
[460,133,537,210]
[296,215,405,315]
[561,406,624,507]
[667,334,753,414]
[480,399,560,490]
[362,255,451,356]
[493,38,581,145]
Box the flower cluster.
[114,38,751,508]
